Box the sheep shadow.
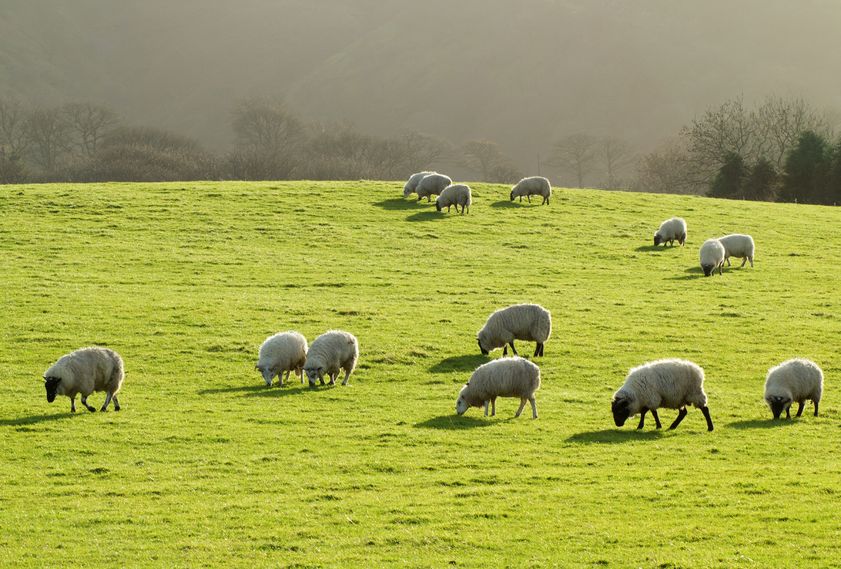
[565,429,664,444]
[429,354,490,374]
[727,418,797,430]
[198,384,267,395]
[490,200,518,208]
[414,415,495,429]
[245,384,335,398]
[667,266,706,281]
[635,245,674,252]
[373,198,425,211]
[0,413,77,427]
[405,210,443,222]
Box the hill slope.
[1,182,840,567]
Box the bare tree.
[755,96,830,168]
[24,107,71,172]
[63,103,119,157]
[231,99,304,154]
[635,138,705,195]
[601,137,634,188]
[0,98,30,156]
[460,139,506,181]
[550,133,597,187]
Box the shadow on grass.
[490,200,518,208]
[0,413,77,426]
[405,210,443,222]
[565,429,664,444]
[667,266,706,280]
[372,197,425,211]
[198,384,267,395]
[634,244,674,252]
[429,354,490,373]
[245,384,337,398]
[727,418,797,430]
[414,415,495,429]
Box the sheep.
[611,358,713,431]
[256,331,308,387]
[699,238,726,276]
[403,171,433,197]
[43,347,125,413]
[477,303,551,358]
[415,173,452,202]
[653,217,687,246]
[764,358,823,420]
[510,176,551,205]
[455,357,540,419]
[717,234,755,268]
[303,330,359,387]
[435,184,472,214]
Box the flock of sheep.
[39,174,824,433]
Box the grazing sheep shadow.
[490,200,518,208]
[245,384,336,398]
[727,418,797,430]
[565,429,664,444]
[414,415,495,429]
[635,245,672,252]
[667,266,706,280]
[405,210,443,222]
[372,198,425,211]
[429,354,490,373]
[198,384,267,395]
[0,413,77,426]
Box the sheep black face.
[435,201,442,212]
[44,376,61,403]
[304,367,322,387]
[509,190,514,202]
[701,264,713,277]
[653,234,662,246]
[767,395,791,419]
[477,338,489,356]
[611,398,631,427]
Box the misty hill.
[2,0,841,176]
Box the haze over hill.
[2,0,841,176]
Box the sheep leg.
[637,408,647,429]
[508,341,518,356]
[726,257,731,266]
[749,256,754,268]
[650,408,662,429]
[543,196,548,205]
[668,407,688,430]
[81,396,96,413]
[329,372,337,386]
[483,401,490,416]
[814,400,819,416]
[795,401,805,417]
[342,367,352,386]
[529,396,537,419]
[317,370,325,386]
[491,397,496,416]
[785,406,791,419]
[112,395,121,411]
[70,396,77,413]
[700,406,714,431]
[740,257,747,268]
[503,345,508,356]
[527,195,531,203]
[100,392,113,412]
[514,398,528,418]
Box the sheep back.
[44,347,124,398]
[478,304,552,350]
[614,358,707,415]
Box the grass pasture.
[1,180,840,568]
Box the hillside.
[1,182,840,567]
[2,1,841,172]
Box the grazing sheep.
[477,303,552,357]
[718,234,755,268]
[303,330,359,387]
[256,331,308,387]
[699,238,726,276]
[43,347,125,413]
[403,171,433,197]
[510,176,551,205]
[611,358,713,431]
[415,173,452,202]
[653,217,687,246]
[764,359,823,419]
[455,357,541,419]
[436,184,472,214]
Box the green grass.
[1,181,840,568]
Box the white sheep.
[653,217,687,246]
[436,184,472,214]
[477,303,552,357]
[43,347,125,413]
[764,358,823,419]
[510,176,551,205]
[611,358,713,431]
[303,330,359,387]
[403,171,433,197]
[455,357,540,419]
[476,304,552,357]
[256,331,308,387]
[699,238,726,276]
[717,234,755,268]
[415,173,452,202]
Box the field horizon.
[1,180,840,568]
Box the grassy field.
[1,180,840,568]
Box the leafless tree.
[601,137,635,188]
[63,103,119,157]
[635,138,706,195]
[460,139,509,182]
[550,133,597,187]
[231,99,304,154]
[0,98,30,156]
[754,96,831,168]
[24,107,72,172]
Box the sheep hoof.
[99,407,108,413]
[114,406,121,412]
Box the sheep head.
[611,394,633,427]
[766,395,791,420]
[44,376,61,403]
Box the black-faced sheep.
[653,217,687,246]
[699,239,726,276]
[764,358,823,419]
[455,357,540,419]
[303,330,359,387]
[43,347,125,412]
[415,173,452,202]
[256,331,308,387]
[477,303,551,357]
[510,176,551,205]
[435,184,472,214]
